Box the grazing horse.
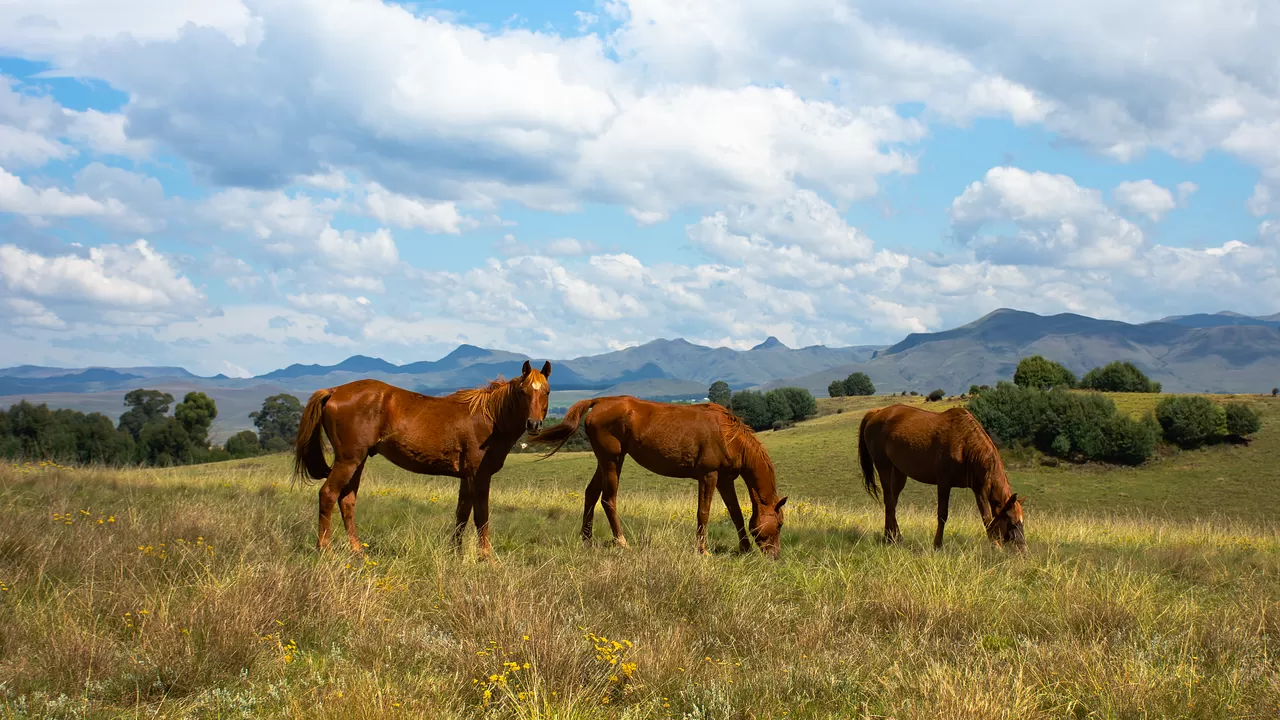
[858,404,1025,551]
[293,360,552,560]
[530,396,788,558]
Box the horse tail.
[859,409,880,501]
[292,388,334,485]
[529,398,600,459]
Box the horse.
[529,396,788,558]
[857,404,1025,551]
[292,360,552,561]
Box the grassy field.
[2,394,1278,718]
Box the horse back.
[325,379,481,474]
[864,404,969,483]
[590,397,735,476]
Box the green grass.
[2,394,1279,718]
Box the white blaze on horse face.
[528,377,545,392]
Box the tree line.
[1,390,304,467]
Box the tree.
[729,391,771,431]
[119,389,175,441]
[843,372,875,396]
[137,417,192,466]
[175,392,218,447]
[1156,396,1224,448]
[927,389,946,402]
[764,390,795,426]
[1013,356,1077,390]
[1224,402,1262,439]
[778,387,818,421]
[708,381,731,407]
[1272,388,1278,397]
[827,380,847,398]
[225,430,262,459]
[1080,361,1161,393]
[252,394,304,451]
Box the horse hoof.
[614,537,629,549]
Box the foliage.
[118,389,175,441]
[252,394,304,449]
[1156,396,1226,448]
[0,401,136,464]
[1013,355,1077,390]
[968,383,1157,465]
[707,381,731,407]
[137,417,194,466]
[175,391,219,447]
[1224,401,1262,439]
[1080,361,1161,393]
[225,430,263,459]
[926,389,946,402]
[729,391,771,430]
[729,387,816,431]
[827,380,846,398]
[842,372,875,396]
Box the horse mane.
[453,376,521,423]
[714,405,775,476]
[953,408,1006,490]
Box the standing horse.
[530,396,788,558]
[293,360,552,560]
[858,404,1025,551]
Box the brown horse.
[858,404,1025,551]
[293,360,552,560]
[530,396,788,558]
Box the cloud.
[363,183,464,233]
[1113,179,1176,222]
[0,167,131,222]
[950,167,1145,268]
[0,240,204,320]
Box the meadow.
[1,394,1278,719]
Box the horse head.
[518,360,552,433]
[986,493,1026,552]
[750,496,788,559]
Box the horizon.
[3,305,1276,379]
[2,1,1279,376]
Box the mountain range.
[4,309,1278,439]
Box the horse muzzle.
[526,419,543,434]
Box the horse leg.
[338,460,367,554]
[599,456,628,548]
[716,473,751,553]
[879,462,905,544]
[318,458,360,552]
[471,472,496,562]
[695,473,717,555]
[934,483,951,550]
[452,476,473,555]
[974,490,996,546]
[581,465,605,546]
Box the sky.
[1,0,1278,377]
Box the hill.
[769,308,1280,395]
[2,393,1276,717]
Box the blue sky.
[1,0,1277,376]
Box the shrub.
[1080,361,1161,393]
[730,391,771,430]
[1156,396,1224,448]
[225,430,261,459]
[926,389,945,402]
[1013,355,1077,390]
[968,384,982,396]
[843,372,875,396]
[968,383,1156,465]
[777,387,818,420]
[827,380,846,398]
[909,391,919,396]
[1272,388,1278,397]
[1224,402,1262,439]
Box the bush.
[1013,355,1077,390]
[225,430,262,459]
[1224,402,1262,439]
[968,383,1156,465]
[730,391,771,430]
[827,380,846,398]
[842,372,875,396]
[926,389,945,402]
[909,391,919,396]
[1272,388,1278,397]
[1080,361,1161,393]
[1156,396,1225,448]
[777,387,818,420]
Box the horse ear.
[776,496,788,510]
[1001,493,1019,514]
[541,360,552,378]
[521,360,532,377]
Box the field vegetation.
[2,393,1278,718]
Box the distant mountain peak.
[751,336,788,350]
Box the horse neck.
[475,383,528,440]
[740,454,778,507]
[973,453,1012,508]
